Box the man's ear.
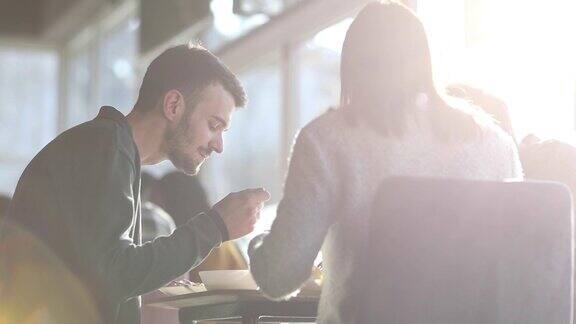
[162,89,185,122]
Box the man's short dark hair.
[135,44,247,111]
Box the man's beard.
[165,119,201,175]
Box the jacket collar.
[95,106,127,123]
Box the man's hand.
[212,188,271,240]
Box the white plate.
[158,280,207,296]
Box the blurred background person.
[150,171,247,283]
[446,85,576,205]
[140,172,177,243]
[139,172,179,324]
[446,84,516,143]
[249,2,522,323]
[150,171,211,227]
[520,134,576,205]
[141,171,246,324]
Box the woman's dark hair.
[340,1,482,140]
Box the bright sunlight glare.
[419,0,576,140]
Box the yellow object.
[188,242,247,283]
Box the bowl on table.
[199,270,258,291]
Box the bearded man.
[0,44,269,324]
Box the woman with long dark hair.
[249,1,522,323]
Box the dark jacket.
[2,107,226,323]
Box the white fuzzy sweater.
[250,107,523,324]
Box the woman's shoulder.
[288,108,349,159]
[300,107,348,137]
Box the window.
[65,3,139,129]
[66,47,93,127]
[200,54,283,204]
[0,47,58,194]
[199,0,270,51]
[98,17,139,114]
[295,18,352,128]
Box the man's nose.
[210,134,223,154]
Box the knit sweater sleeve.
[249,128,338,300]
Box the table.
[146,290,320,324]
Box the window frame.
[61,0,138,131]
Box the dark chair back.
[355,177,573,324]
